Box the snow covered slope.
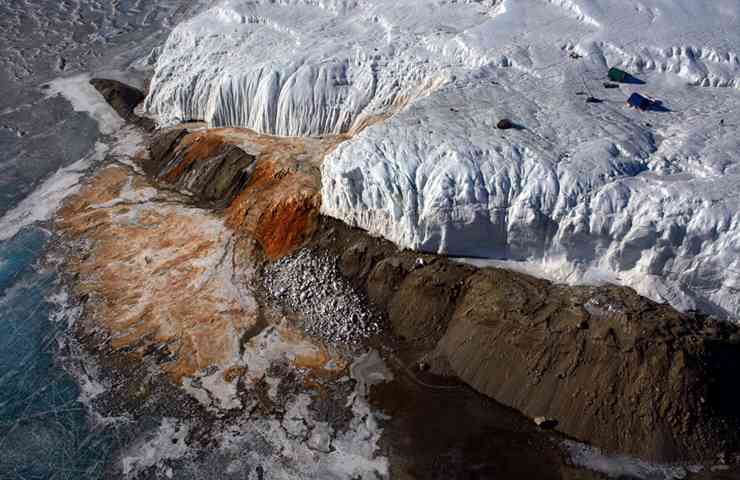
[146,0,740,319]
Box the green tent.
[608,67,628,82]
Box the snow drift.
[146,0,740,319]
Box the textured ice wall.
[319,0,740,319]
[322,67,740,318]
[148,0,740,318]
[144,0,503,136]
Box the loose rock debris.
[263,249,383,346]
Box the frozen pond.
[0,1,199,477]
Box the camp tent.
[608,67,628,82]
[627,93,651,110]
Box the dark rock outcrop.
[144,128,336,258]
[89,78,155,131]
[497,118,514,129]
[145,128,256,208]
[309,217,740,462]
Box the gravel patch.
[263,249,382,346]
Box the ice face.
[144,0,500,135]
[147,0,740,319]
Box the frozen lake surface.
[0,1,199,477]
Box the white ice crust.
[147,0,740,319]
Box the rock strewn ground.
[263,249,383,346]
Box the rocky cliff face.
[90,78,155,131]
[143,128,256,207]
[146,126,344,258]
[309,217,740,462]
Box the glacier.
[145,0,740,319]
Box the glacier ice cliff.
[146,0,740,319]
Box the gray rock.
[263,249,382,346]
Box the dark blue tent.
[627,93,651,110]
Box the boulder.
[496,118,514,129]
[89,78,155,131]
[534,417,559,430]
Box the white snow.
[120,418,192,476]
[46,74,125,135]
[147,0,740,319]
[144,0,497,135]
[564,440,695,480]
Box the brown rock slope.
[309,218,740,462]
[443,271,740,462]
